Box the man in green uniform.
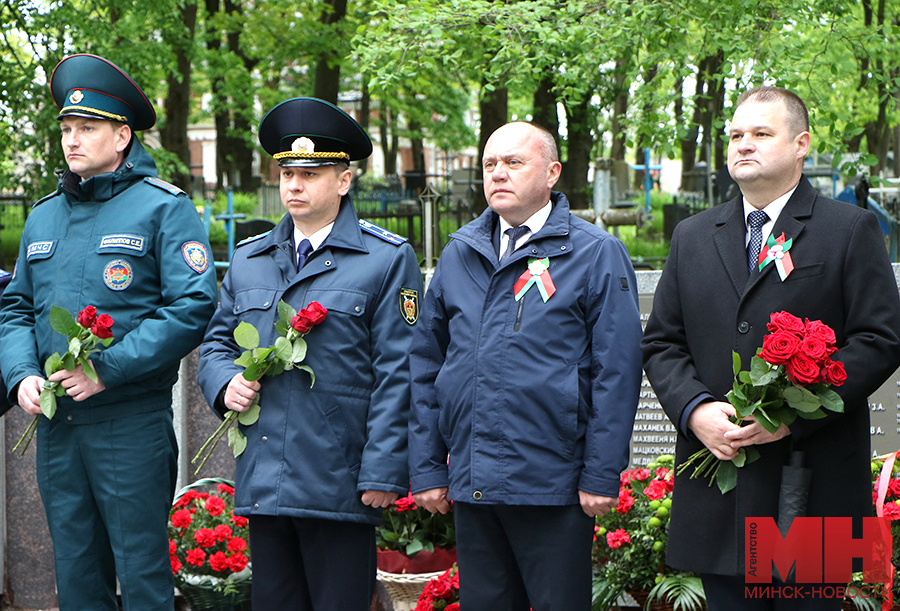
[0,54,217,611]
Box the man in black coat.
[642,86,900,610]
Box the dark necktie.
[296,239,313,272]
[747,210,769,274]
[501,226,530,262]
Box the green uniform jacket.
[0,138,217,422]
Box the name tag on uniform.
[99,234,145,252]
[26,241,54,259]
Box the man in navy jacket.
[409,122,642,610]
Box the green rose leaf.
[44,352,62,378]
[732,448,747,468]
[732,352,741,376]
[274,336,293,362]
[753,407,782,434]
[243,360,264,382]
[405,539,424,556]
[61,352,76,371]
[278,300,297,326]
[297,365,316,387]
[292,337,308,364]
[81,360,98,383]
[717,461,738,494]
[234,321,260,350]
[782,385,822,413]
[39,388,57,419]
[238,402,261,426]
[817,387,844,413]
[49,305,78,337]
[234,350,254,368]
[228,427,247,457]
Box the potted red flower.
[168,478,251,611]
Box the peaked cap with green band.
[50,54,156,131]
[258,97,372,167]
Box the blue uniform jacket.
[0,139,217,421]
[197,200,423,524]
[409,192,642,504]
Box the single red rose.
[823,359,847,386]
[393,493,418,512]
[206,495,226,517]
[186,548,206,567]
[232,514,248,528]
[785,354,820,385]
[449,569,459,589]
[228,537,247,553]
[214,524,233,542]
[760,331,802,365]
[446,604,460,611]
[799,336,829,362]
[171,508,193,529]
[217,483,235,496]
[616,489,634,514]
[91,314,114,339]
[77,306,97,328]
[644,479,669,501]
[227,553,249,572]
[301,301,328,326]
[290,312,315,334]
[194,528,216,548]
[170,556,183,575]
[430,578,453,599]
[606,529,631,549]
[209,551,229,572]
[804,319,837,346]
[767,311,805,336]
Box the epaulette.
[144,176,185,196]
[358,219,408,245]
[236,231,272,247]
[33,189,61,208]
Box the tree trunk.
[473,84,508,214]
[358,82,371,175]
[562,94,592,210]
[532,70,560,152]
[159,0,197,192]
[380,106,398,176]
[313,0,347,104]
[610,55,630,162]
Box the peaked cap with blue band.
[258,97,372,167]
[50,54,156,131]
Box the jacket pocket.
[784,262,824,281]
[322,403,363,477]
[305,288,367,317]
[233,288,278,315]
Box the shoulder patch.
[358,219,408,245]
[236,231,272,248]
[143,176,185,196]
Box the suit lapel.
[713,200,750,296]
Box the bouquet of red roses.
[415,564,459,611]
[192,300,327,473]
[678,311,845,494]
[13,305,114,455]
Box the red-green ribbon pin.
[514,257,556,302]
[758,232,794,281]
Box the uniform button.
[354,306,361,313]
[473,491,483,500]
[560,245,567,251]
[738,321,750,333]
[67,415,73,421]
[261,436,268,443]
[263,301,270,307]
[253,503,259,511]
[325,260,332,266]
[235,305,241,312]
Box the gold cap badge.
[69,90,84,104]
[291,137,315,154]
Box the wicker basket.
[376,569,446,611]
[627,589,679,611]
[178,579,252,611]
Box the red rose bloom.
[302,301,327,326]
[767,311,805,336]
[206,496,226,517]
[804,319,837,346]
[785,354,821,385]
[449,569,459,589]
[232,514,248,528]
[228,537,247,553]
[90,314,114,339]
[227,553,249,572]
[170,556,183,575]
[760,331,802,365]
[655,467,669,479]
[186,548,206,567]
[799,336,829,361]
[209,551,229,572]
[616,489,635,514]
[217,483,235,496]
[644,479,669,501]
[171,508,193,529]
[884,502,900,521]
[430,578,453,599]
[606,529,631,549]
[194,528,216,548]
[169,539,177,556]
[214,524,233,542]
[77,305,97,328]
[446,604,460,611]
[290,312,315,334]
[393,493,417,512]
[823,359,847,386]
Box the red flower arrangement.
[192,300,327,473]
[376,492,456,574]
[678,311,846,494]
[168,479,251,596]
[415,564,459,611]
[14,305,115,454]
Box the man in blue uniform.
[409,122,643,610]
[197,97,423,611]
[0,54,217,611]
